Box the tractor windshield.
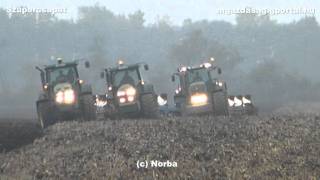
[187,68,210,84]
[111,68,140,87]
[47,66,77,84]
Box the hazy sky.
[1,0,319,25]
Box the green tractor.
[35,58,96,129]
[100,60,159,119]
[171,59,229,116]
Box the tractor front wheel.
[141,93,160,118]
[212,91,229,116]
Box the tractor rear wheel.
[141,93,160,118]
[81,94,96,121]
[37,101,55,129]
[212,91,229,116]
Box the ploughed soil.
[0,119,42,152]
[0,106,320,179]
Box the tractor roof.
[177,62,214,73]
[108,63,141,72]
[44,61,78,70]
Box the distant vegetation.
[0,5,320,113]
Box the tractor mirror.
[100,72,105,79]
[218,68,222,74]
[85,61,90,68]
[40,72,45,86]
[144,64,149,71]
[106,72,111,86]
[171,75,175,82]
[35,66,45,86]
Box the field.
[0,106,319,179]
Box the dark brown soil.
[0,108,319,179]
[0,119,42,152]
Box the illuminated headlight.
[202,62,212,68]
[117,85,137,104]
[216,81,223,87]
[55,89,75,104]
[119,97,126,103]
[117,91,126,97]
[175,87,181,94]
[55,91,64,104]
[190,93,208,106]
[127,96,135,102]
[126,87,136,96]
[179,66,187,72]
[64,89,75,104]
[117,87,136,97]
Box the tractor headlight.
[190,93,208,106]
[126,87,136,96]
[179,66,188,72]
[117,87,136,97]
[55,89,75,104]
[216,81,223,87]
[119,97,126,103]
[64,89,75,104]
[117,85,137,104]
[55,91,64,104]
[127,96,135,102]
[117,91,126,97]
[202,62,212,68]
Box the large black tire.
[37,101,55,129]
[141,93,160,118]
[212,90,229,116]
[81,94,96,121]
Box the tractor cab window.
[187,68,210,84]
[111,68,140,87]
[47,66,77,84]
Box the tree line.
[0,5,320,112]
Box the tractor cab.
[36,59,88,92]
[103,60,149,101]
[172,61,224,99]
[100,60,159,118]
[171,58,229,116]
[35,58,95,129]
[46,64,78,86]
[36,59,88,104]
